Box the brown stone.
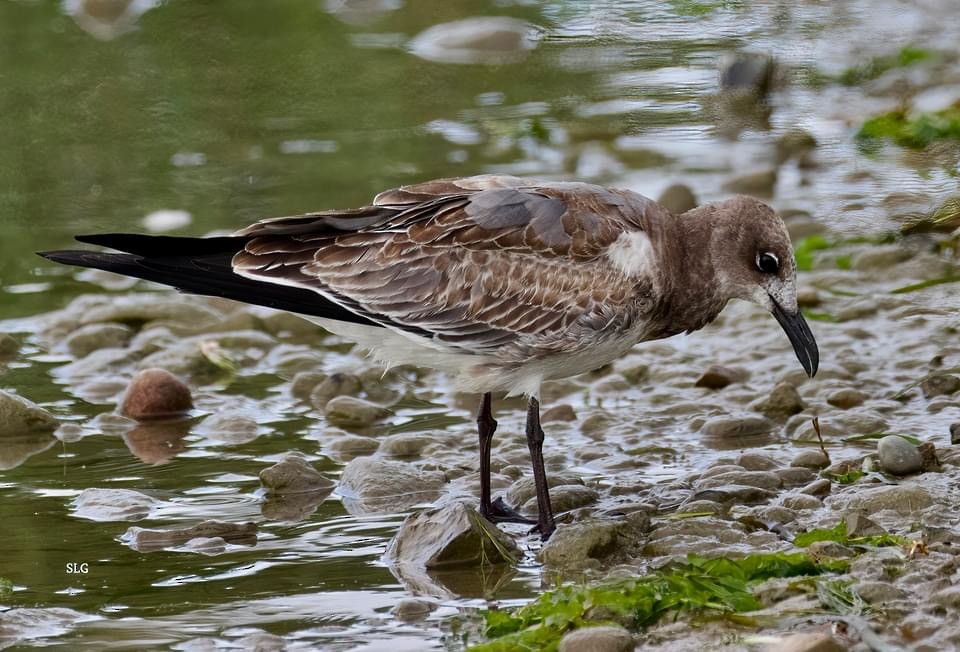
[120,368,192,421]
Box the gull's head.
[703,195,819,377]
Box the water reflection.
[0,431,57,470]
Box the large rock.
[338,457,445,513]
[384,501,519,569]
[539,519,641,570]
[0,390,59,438]
[120,368,192,421]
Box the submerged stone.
[73,488,159,521]
[0,390,59,438]
[123,520,257,552]
[384,501,519,569]
[259,453,335,495]
[324,395,390,428]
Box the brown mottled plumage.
[39,174,819,540]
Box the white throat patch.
[606,231,656,279]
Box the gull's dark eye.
[756,252,780,274]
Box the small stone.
[324,396,390,428]
[701,415,774,437]
[690,484,776,505]
[753,382,806,417]
[736,452,780,471]
[697,471,782,491]
[392,598,438,623]
[384,501,519,568]
[539,520,640,569]
[506,472,584,507]
[695,364,748,390]
[64,323,132,358]
[796,287,821,308]
[827,388,867,409]
[123,520,257,552]
[791,450,830,470]
[720,51,776,95]
[850,244,913,270]
[120,368,192,421]
[558,625,635,652]
[776,466,817,487]
[921,374,960,398]
[722,169,777,197]
[855,581,908,604]
[0,390,59,438]
[781,493,822,510]
[310,372,362,408]
[951,423,960,445]
[839,483,933,515]
[0,332,18,357]
[73,488,158,521]
[290,371,326,401]
[700,464,746,479]
[523,484,599,513]
[806,540,856,561]
[338,457,445,512]
[799,479,832,497]
[774,128,818,164]
[541,404,577,422]
[326,434,380,458]
[657,184,697,215]
[877,435,924,476]
[842,512,886,538]
[764,631,845,652]
[259,454,335,494]
[195,412,260,444]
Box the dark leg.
[525,397,556,539]
[477,392,534,525]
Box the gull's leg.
[477,392,534,525]
[525,396,556,539]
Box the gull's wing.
[233,175,667,357]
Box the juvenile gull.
[39,174,819,539]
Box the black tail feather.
[74,233,245,257]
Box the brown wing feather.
[232,175,663,357]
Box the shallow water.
[1,0,959,649]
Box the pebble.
[541,404,577,422]
[290,371,326,401]
[700,464,746,479]
[719,51,776,95]
[522,484,599,513]
[506,472,583,507]
[842,512,887,538]
[657,183,697,215]
[310,372,362,408]
[855,581,908,604]
[764,631,846,652]
[790,450,830,470]
[326,434,381,458]
[838,484,933,515]
[195,412,260,444]
[806,540,857,561]
[796,286,821,308]
[695,364,748,389]
[120,368,193,421]
[123,520,257,552]
[827,388,867,409]
[324,396,390,428]
[539,519,639,570]
[774,128,818,163]
[690,484,776,505]
[0,389,59,438]
[736,452,780,471]
[73,488,158,521]
[722,169,777,197]
[850,244,914,270]
[384,501,519,569]
[952,423,960,445]
[799,479,832,497]
[753,382,806,417]
[558,625,635,652]
[701,415,774,438]
[378,433,439,458]
[0,332,18,357]
[775,467,817,487]
[392,598,438,623]
[781,493,822,510]
[259,453,335,494]
[921,374,960,398]
[877,435,925,475]
[697,471,782,491]
[64,323,132,358]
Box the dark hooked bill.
[770,295,819,377]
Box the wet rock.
[539,519,641,570]
[64,322,132,358]
[774,129,818,164]
[506,472,584,507]
[338,457,445,512]
[324,396,390,429]
[806,540,856,562]
[290,371,326,401]
[81,293,223,327]
[791,450,830,470]
[0,332,18,357]
[695,364,748,390]
[384,501,519,569]
[952,423,960,445]
[764,631,845,652]
[850,244,913,270]
[776,467,817,487]
[657,184,698,215]
[722,169,777,197]
[523,484,599,514]
[753,382,806,417]
[408,17,538,65]
[392,597,438,623]
[558,625,635,652]
[378,433,442,458]
[235,632,287,651]
[260,453,335,494]
[690,484,776,505]
[701,415,774,437]
[0,389,59,438]
[781,493,822,510]
[700,464,746,479]
[796,286,821,308]
[195,412,260,444]
[73,488,158,521]
[837,484,933,515]
[842,512,886,538]
[799,479,832,497]
[0,608,87,648]
[120,368,192,421]
[921,374,960,398]
[877,435,924,475]
[310,372,363,408]
[541,404,577,422]
[826,388,867,409]
[736,452,780,471]
[931,586,960,610]
[720,52,776,96]
[123,520,257,552]
[697,471,782,491]
[855,580,908,604]
[326,434,380,458]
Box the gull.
[39,174,819,539]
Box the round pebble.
[120,368,193,421]
[877,435,924,476]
